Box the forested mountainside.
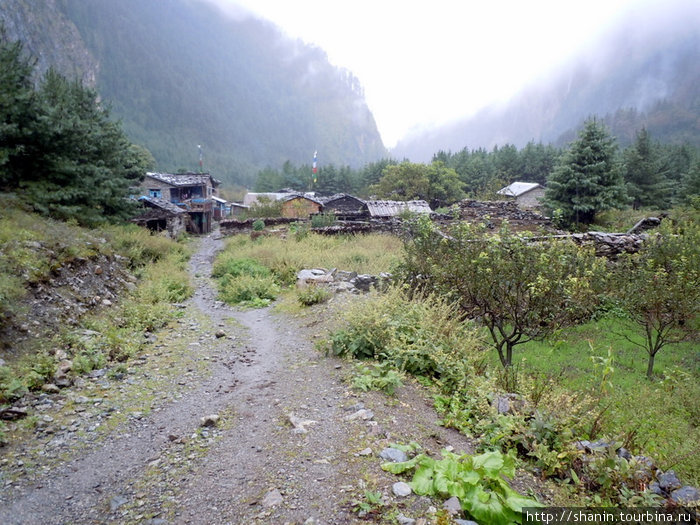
[0,0,386,186]
[393,8,700,162]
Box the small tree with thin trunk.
[400,218,605,367]
[613,220,700,379]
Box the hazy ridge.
[393,9,700,161]
[1,0,387,186]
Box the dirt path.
[1,231,474,525]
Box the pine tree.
[623,127,670,209]
[0,29,38,188]
[544,118,627,227]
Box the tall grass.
[216,232,402,284]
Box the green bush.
[212,256,270,280]
[252,219,266,231]
[310,212,336,228]
[297,284,331,306]
[352,362,403,395]
[0,366,28,403]
[218,274,280,307]
[325,287,485,387]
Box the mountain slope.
[1,0,386,186]
[393,6,700,161]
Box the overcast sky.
[210,0,697,148]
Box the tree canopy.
[0,32,152,225]
[544,119,627,227]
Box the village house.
[139,172,221,234]
[280,194,324,218]
[496,182,545,209]
[320,193,369,220]
[131,196,188,238]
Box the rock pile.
[296,268,392,294]
[457,200,554,232]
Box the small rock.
[200,414,220,427]
[287,413,317,434]
[94,266,103,275]
[0,407,28,421]
[455,520,479,525]
[345,409,374,421]
[215,330,226,339]
[262,488,283,507]
[357,448,373,456]
[658,470,682,492]
[41,384,60,394]
[616,447,632,460]
[109,495,128,512]
[443,496,462,516]
[379,448,408,463]
[670,486,700,505]
[392,482,412,497]
[397,514,416,525]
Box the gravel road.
[1,231,475,525]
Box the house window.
[149,189,162,198]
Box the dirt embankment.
[1,231,498,525]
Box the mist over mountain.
[0,0,386,186]
[393,5,700,162]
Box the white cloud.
[209,0,697,148]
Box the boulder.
[379,447,408,463]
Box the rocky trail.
[0,232,477,525]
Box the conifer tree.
[544,118,627,227]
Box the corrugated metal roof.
[138,196,187,214]
[145,172,216,187]
[496,182,543,197]
[365,200,432,217]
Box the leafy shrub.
[297,284,331,306]
[325,287,485,388]
[218,274,280,307]
[0,366,28,403]
[310,212,336,228]
[212,256,270,280]
[22,352,57,390]
[252,219,265,231]
[382,449,542,525]
[0,273,26,320]
[72,347,107,375]
[352,362,403,395]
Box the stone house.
[320,194,369,220]
[496,182,545,209]
[280,195,324,218]
[139,172,221,234]
[131,197,188,238]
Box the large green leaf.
[472,450,505,477]
[410,463,436,495]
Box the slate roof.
[281,194,324,206]
[320,193,366,205]
[365,200,432,217]
[496,182,543,197]
[145,172,220,187]
[138,196,187,215]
